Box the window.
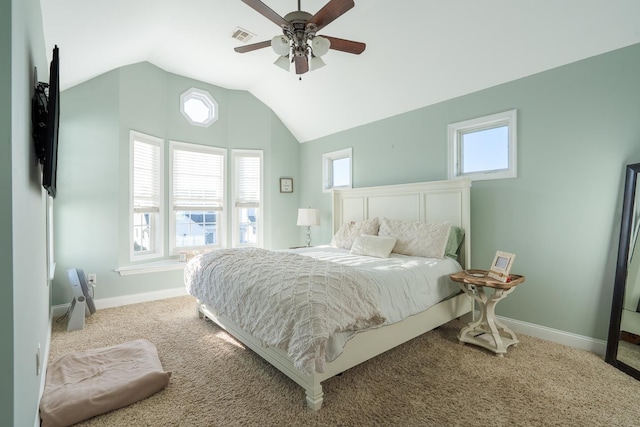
[128,132,263,267]
[180,88,218,127]
[169,141,226,254]
[448,110,517,181]
[130,131,164,261]
[322,148,352,192]
[231,150,263,247]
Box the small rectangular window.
[332,157,351,187]
[323,148,352,192]
[448,110,517,181]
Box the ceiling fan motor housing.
[282,11,314,52]
[283,10,313,25]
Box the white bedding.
[291,246,462,360]
[186,246,462,374]
[185,248,386,375]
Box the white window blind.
[172,144,225,211]
[130,131,164,261]
[133,139,161,213]
[234,155,261,208]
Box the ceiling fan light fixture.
[311,36,330,57]
[309,56,326,71]
[274,55,291,71]
[271,35,291,56]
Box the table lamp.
[296,208,320,247]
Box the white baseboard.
[52,287,188,318]
[459,311,606,356]
[50,290,607,356]
[497,315,607,356]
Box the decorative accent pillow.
[350,234,397,258]
[445,226,465,260]
[331,217,380,250]
[378,218,451,258]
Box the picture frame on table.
[488,251,516,282]
[280,177,293,193]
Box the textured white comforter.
[185,248,386,374]
[292,246,462,360]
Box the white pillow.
[330,217,380,250]
[350,235,397,258]
[378,218,451,258]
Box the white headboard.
[332,179,471,268]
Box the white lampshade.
[296,208,320,226]
[274,55,290,71]
[271,35,291,56]
[311,36,330,57]
[309,56,326,71]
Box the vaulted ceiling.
[40,0,640,142]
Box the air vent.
[231,27,255,43]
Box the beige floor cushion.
[40,339,171,427]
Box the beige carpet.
[47,296,640,426]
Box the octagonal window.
[180,88,218,127]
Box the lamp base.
[306,226,312,247]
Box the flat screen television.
[32,45,60,198]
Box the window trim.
[168,140,227,255]
[447,110,517,181]
[231,149,264,248]
[322,147,353,193]
[129,131,165,262]
[180,88,218,127]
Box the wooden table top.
[450,269,525,290]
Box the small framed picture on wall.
[280,177,293,193]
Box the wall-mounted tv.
[32,45,60,198]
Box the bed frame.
[196,178,472,409]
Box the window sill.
[114,259,188,276]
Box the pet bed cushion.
[39,339,171,427]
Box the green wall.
[4,0,50,425]
[52,62,300,305]
[0,1,13,423]
[300,43,640,340]
[51,42,640,343]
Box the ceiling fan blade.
[324,36,366,54]
[234,40,272,53]
[241,0,289,27]
[308,0,355,31]
[294,55,309,75]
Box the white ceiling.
[40,0,640,142]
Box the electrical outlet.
[88,273,97,285]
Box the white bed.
[189,179,471,409]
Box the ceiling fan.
[235,0,366,75]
